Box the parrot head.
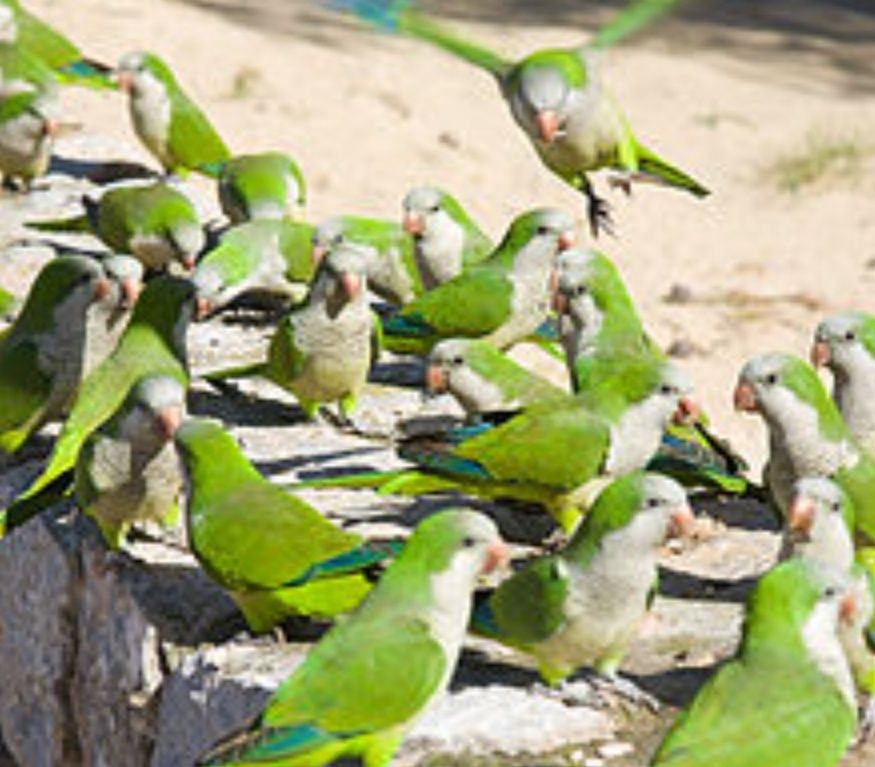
[311,217,347,265]
[402,186,446,238]
[115,50,177,95]
[312,242,369,311]
[787,476,853,545]
[102,254,144,311]
[425,338,497,401]
[121,374,186,442]
[502,207,576,263]
[811,311,875,377]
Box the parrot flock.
[0,0,871,766]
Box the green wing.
[391,266,513,338]
[836,457,875,544]
[191,482,361,591]
[654,650,854,767]
[457,401,610,490]
[167,93,230,170]
[15,8,79,69]
[278,220,317,283]
[488,557,569,645]
[0,339,51,452]
[265,315,307,383]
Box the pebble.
[597,742,634,760]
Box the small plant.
[765,131,870,193]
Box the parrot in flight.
[336,0,708,236]
[196,508,508,766]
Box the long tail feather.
[282,539,403,587]
[203,361,267,382]
[0,471,73,537]
[26,214,91,234]
[635,142,710,197]
[56,58,116,89]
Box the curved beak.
[787,496,815,540]
[340,272,362,301]
[311,243,326,265]
[535,110,560,144]
[810,340,831,368]
[558,230,575,252]
[481,539,510,574]
[156,405,183,440]
[425,364,449,393]
[672,395,700,426]
[180,254,197,272]
[120,277,141,309]
[403,211,425,236]
[93,277,111,302]
[667,505,696,540]
[43,118,59,138]
[194,296,213,321]
[733,381,759,413]
[839,590,858,627]
[115,70,134,92]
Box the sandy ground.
[1,0,875,764]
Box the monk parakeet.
[217,151,306,224]
[74,374,185,549]
[811,311,875,455]
[0,88,55,189]
[312,215,420,306]
[196,508,508,767]
[425,337,567,416]
[2,275,195,534]
[192,218,316,316]
[206,244,373,421]
[175,417,400,633]
[650,558,858,767]
[382,207,575,355]
[115,50,230,176]
[473,472,693,688]
[82,254,144,378]
[735,352,875,543]
[0,0,112,88]
[401,185,493,290]
[0,254,109,454]
[30,182,205,271]
[340,0,708,236]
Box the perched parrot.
[2,275,195,534]
[650,558,858,767]
[205,244,374,421]
[217,151,307,224]
[175,417,400,633]
[473,472,694,690]
[811,311,875,455]
[401,185,493,290]
[425,337,567,416]
[381,207,575,355]
[74,374,186,549]
[0,254,109,454]
[0,88,55,189]
[115,50,230,176]
[29,181,205,271]
[301,359,695,532]
[734,352,875,543]
[312,215,420,306]
[0,0,113,88]
[196,508,508,767]
[192,218,316,316]
[338,0,708,236]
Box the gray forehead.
[324,244,368,274]
[740,352,788,381]
[313,217,345,246]
[430,339,470,362]
[793,476,844,505]
[132,375,186,408]
[639,473,687,507]
[103,255,144,281]
[816,312,864,340]
[404,186,442,212]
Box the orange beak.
[810,340,831,368]
[672,395,701,426]
[120,277,141,309]
[156,405,183,440]
[403,211,425,236]
[115,70,134,92]
[425,364,449,393]
[340,272,362,300]
[93,277,111,302]
[481,539,511,574]
[787,496,815,539]
[558,230,575,252]
[180,255,196,271]
[733,381,759,413]
[667,505,696,539]
[839,591,858,626]
[535,110,560,143]
[194,296,213,321]
[551,288,569,315]
[311,243,326,265]
[43,118,59,138]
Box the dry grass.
[765,131,870,192]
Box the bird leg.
[577,177,614,238]
[587,671,661,712]
[532,680,604,709]
[853,695,875,749]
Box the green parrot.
[381,207,575,355]
[472,472,694,689]
[340,0,708,236]
[196,507,508,767]
[425,337,567,416]
[74,374,185,549]
[304,358,695,532]
[205,243,374,421]
[192,218,316,316]
[217,151,307,224]
[401,185,493,290]
[175,417,403,633]
[29,181,205,271]
[0,254,109,454]
[811,311,875,456]
[0,88,56,189]
[0,0,112,88]
[1,275,195,534]
[115,50,230,176]
[650,558,858,767]
[0,40,58,101]
[735,352,875,543]
[312,214,421,306]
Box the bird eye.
[845,331,856,341]
[536,225,549,235]
[429,205,440,214]
[573,285,587,297]
[660,384,674,395]
[824,587,837,598]
[647,497,660,508]
[452,356,464,367]
[764,374,778,386]
[832,501,841,512]
[462,535,477,548]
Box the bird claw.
[583,191,615,239]
[853,696,875,748]
[532,681,603,708]
[589,673,661,713]
[607,173,633,196]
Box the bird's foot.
[318,407,393,441]
[607,172,634,196]
[583,189,614,238]
[853,696,875,748]
[532,681,603,708]
[588,673,661,713]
